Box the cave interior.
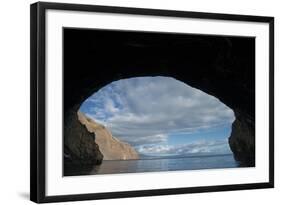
[63,28,255,168]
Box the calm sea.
[65,154,241,176]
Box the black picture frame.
[30,2,274,203]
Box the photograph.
[30,2,274,202]
[63,28,255,176]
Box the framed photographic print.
[30,2,274,203]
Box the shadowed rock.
[229,112,255,166]
[64,105,103,170]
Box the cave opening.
[79,76,236,161]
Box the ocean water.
[65,154,241,176]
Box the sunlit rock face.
[77,111,139,160]
[63,28,255,166]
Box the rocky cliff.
[77,111,139,160]
[229,112,255,166]
[64,106,103,168]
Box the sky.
[79,76,235,157]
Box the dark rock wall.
[64,105,103,171]
[64,29,255,167]
[229,112,255,166]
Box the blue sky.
[80,76,235,157]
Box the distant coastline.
[138,153,233,160]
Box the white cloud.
[80,77,235,147]
[136,139,231,156]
